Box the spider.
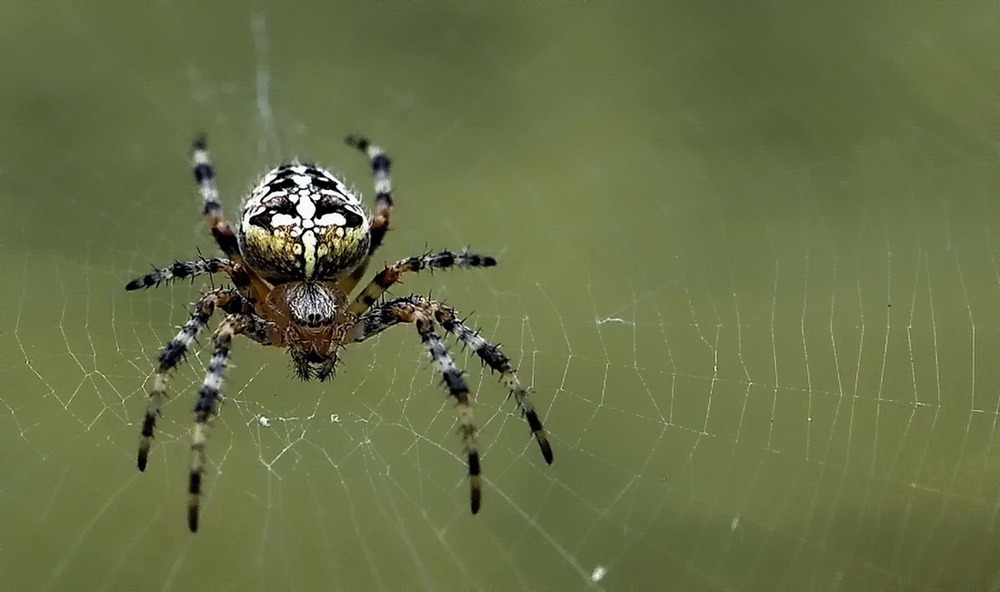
[127,134,553,532]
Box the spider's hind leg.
[416,315,482,513]
[354,295,553,467]
[187,312,268,532]
[353,297,482,513]
[434,308,553,465]
[137,288,246,471]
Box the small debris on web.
[591,565,607,583]
[596,317,630,325]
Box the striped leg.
[192,135,240,258]
[418,316,482,514]
[125,258,232,291]
[353,298,482,513]
[355,295,553,465]
[341,135,393,293]
[187,314,255,532]
[137,288,245,471]
[435,309,553,464]
[347,249,496,315]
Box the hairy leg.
[435,308,553,464]
[192,135,239,256]
[125,257,232,291]
[340,135,393,294]
[137,288,249,471]
[353,297,483,513]
[355,295,552,465]
[186,313,269,532]
[348,249,495,315]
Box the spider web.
[2,3,999,590]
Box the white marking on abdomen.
[301,229,318,277]
[270,213,297,227]
[316,212,347,227]
[296,197,316,219]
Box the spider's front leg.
[137,288,248,471]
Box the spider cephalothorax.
[127,134,553,532]
[263,279,350,380]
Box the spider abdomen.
[239,163,371,282]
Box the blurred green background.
[2,2,998,589]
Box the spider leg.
[355,295,553,465]
[192,135,241,259]
[125,257,232,291]
[435,308,553,464]
[187,312,269,532]
[340,135,393,294]
[137,288,249,471]
[347,249,496,315]
[353,297,482,513]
